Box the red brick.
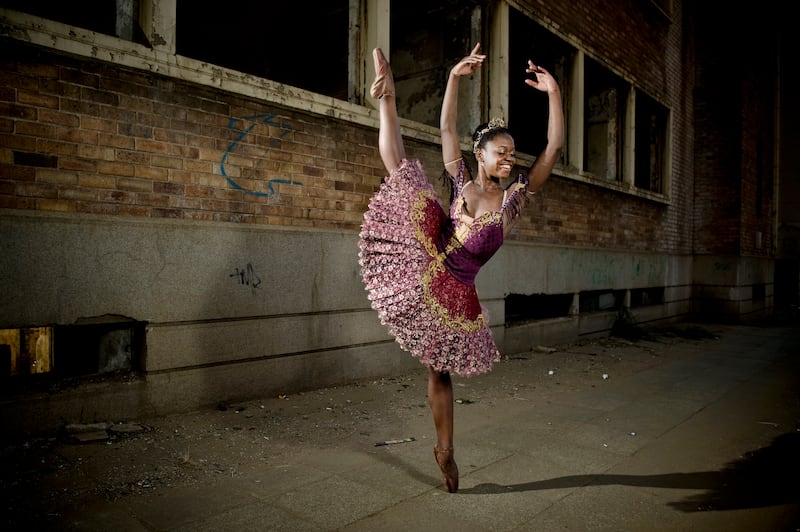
[17,90,58,109]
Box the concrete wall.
[1,208,706,433]
[0,208,418,431]
[692,255,775,321]
[479,244,695,352]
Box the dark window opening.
[0,321,145,380]
[509,7,573,159]
[54,321,145,377]
[177,0,349,101]
[505,293,573,323]
[630,287,665,308]
[0,0,139,41]
[752,283,766,302]
[584,56,627,181]
[579,289,625,313]
[390,0,480,128]
[634,90,667,192]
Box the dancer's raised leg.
[371,48,405,173]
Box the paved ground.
[2,319,799,531]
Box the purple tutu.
[358,159,529,376]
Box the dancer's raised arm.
[441,44,485,172]
[522,61,564,193]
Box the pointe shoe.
[433,445,459,493]
[370,48,395,100]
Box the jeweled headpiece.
[472,117,506,153]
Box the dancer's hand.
[450,43,486,77]
[524,61,559,94]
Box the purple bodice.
[438,160,528,285]
[438,200,504,285]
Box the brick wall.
[0,0,713,259]
[1,40,447,230]
[690,4,776,257]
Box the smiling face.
[478,133,516,179]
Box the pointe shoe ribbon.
[434,445,459,493]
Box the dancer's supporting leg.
[372,46,458,494]
[428,367,459,492]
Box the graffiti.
[229,263,262,292]
[591,268,612,287]
[633,259,664,285]
[220,113,300,197]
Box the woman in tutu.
[359,45,563,492]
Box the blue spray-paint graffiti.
[220,113,300,197]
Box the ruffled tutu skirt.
[358,159,500,376]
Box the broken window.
[634,89,668,193]
[389,0,481,128]
[0,320,145,379]
[584,56,627,182]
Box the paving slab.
[2,322,798,531]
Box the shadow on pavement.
[460,431,800,512]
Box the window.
[584,56,627,182]
[579,289,625,313]
[505,293,574,323]
[508,7,573,159]
[177,0,350,101]
[54,322,144,376]
[633,89,668,192]
[629,287,665,308]
[0,0,137,40]
[506,8,671,197]
[0,321,145,379]
[389,0,481,128]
